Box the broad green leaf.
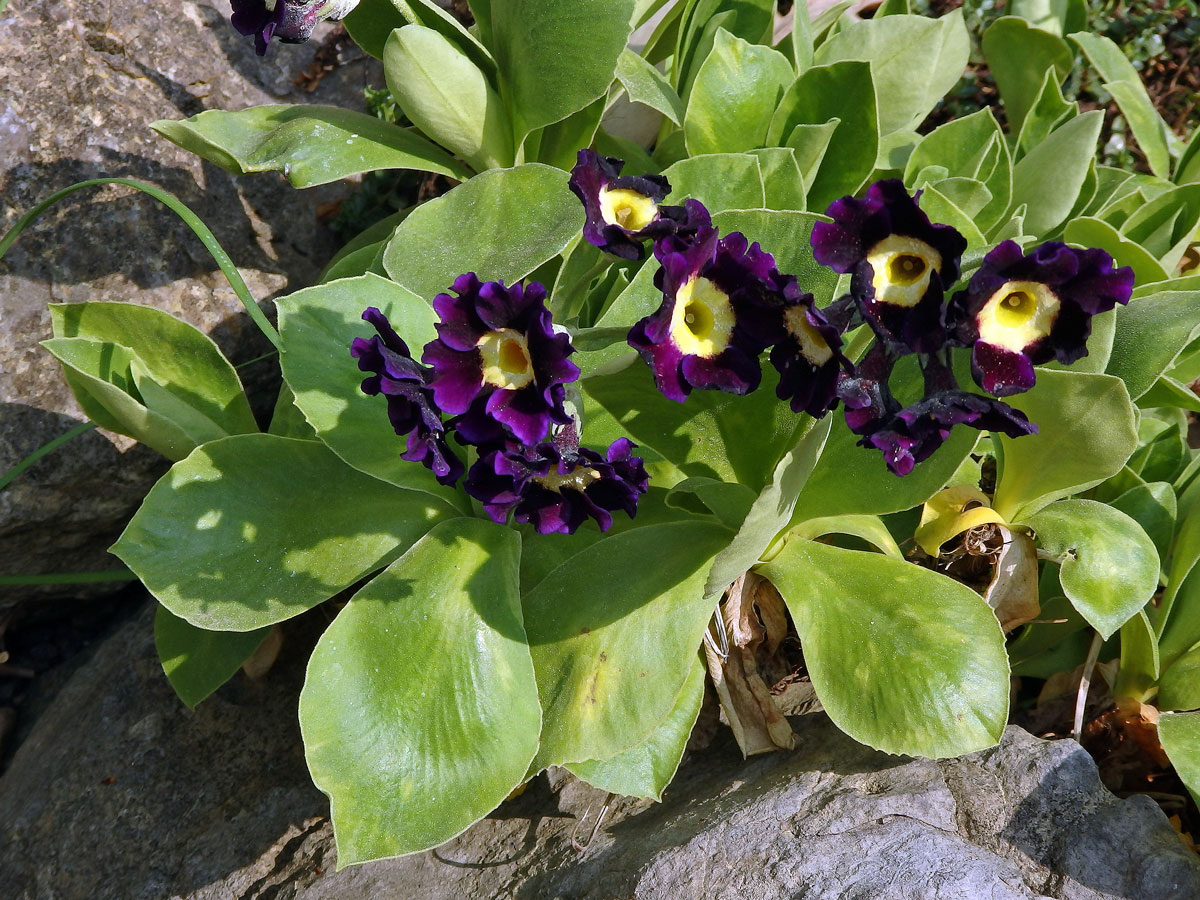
[1111,481,1177,569]
[299,519,539,864]
[704,416,831,597]
[993,370,1137,521]
[1010,110,1103,237]
[1120,184,1200,272]
[790,514,904,558]
[1070,32,1173,179]
[1106,290,1200,401]
[566,656,705,800]
[41,338,197,460]
[767,61,878,212]
[1026,499,1158,639]
[268,382,318,440]
[130,363,231,446]
[384,25,513,172]
[490,0,635,139]
[527,97,606,171]
[382,164,583,302]
[711,209,840,304]
[759,540,1009,757]
[1016,68,1079,160]
[918,184,987,251]
[662,153,765,212]
[665,478,756,529]
[393,0,496,70]
[113,435,460,631]
[905,110,1011,231]
[343,0,406,57]
[320,241,388,283]
[814,11,970,135]
[275,274,467,507]
[582,362,805,492]
[1157,711,1200,808]
[1010,0,1086,35]
[1139,376,1200,413]
[1178,128,1200,185]
[50,301,257,438]
[784,120,840,196]
[1063,217,1170,286]
[152,106,471,186]
[750,148,807,211]
[790,0,814,72]
[1115,609,1159,702]
[154,605,268,709]
[684,29,793,156]
[524,520,731,768]
[1159,645,1200,711]
[981,17,1073,131]
[616,48,685,126]
[674,0,775,100]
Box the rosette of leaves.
[31,0,1200,869]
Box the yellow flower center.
[669,276,736,358]
[784,305,833,366]
[976,280,1060,352]
[866,234,943,307]
[598,187,658,232]
[477,328,535,390]
[535,465,601,494]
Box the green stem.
[0,178,281,350]
[0,568,136,586]
[0,422,96,494]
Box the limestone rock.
[2,597,1198,900]
[0,1,380,603]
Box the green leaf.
[1111,481,1177,569]
[582,362,806,493]
[1016,68,1079,161]
[661,153,765,212]
[675,0,776,100]
[904,109,1011,232]
[524,520,731,768]
[711,209,840,304]
[789,514,904,557]
[151,106,471,186]
[1010,0,1087,35]
[616,48,685,126]
[1115,609,1159,702]
[342,0,406,57]
[918,184,987,251]
[704,416,831,597]
[981,17,1073,131]
[382,164,583,302]
[814,11,970,135]
[299,518,539,865]
[767,60,878,212]
[1070,32,1174,179]
[41,338,198,460]
[275,274,467,507]
[112,435,461,631]
[154,605,269,709]
[490,0,635,140]
[1010,110,1103,237]
[1178,128,1200,185]
[1063,217,1170,286]
[758,540,1009,757]
[784,121,840,196]
[384,25,513,172]
[1120,184,1200,272]
[1159,645,1200,711]
[992,370,1137,521]
[1157,711,1200,808]
[1106,290,1200,401]
[1026,499,1158,639]
[750,148,807,211]
[566,655,705,800]
[684,29,794,156]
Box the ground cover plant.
[7,0,1200,867]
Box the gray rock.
[2,597,1198,900]
[0,1,381,603]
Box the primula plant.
[12,0,1200,867]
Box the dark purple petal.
[970,341,1037,397]
[569,150,680,259]
[770,291,848,417]
[231,0,358,55]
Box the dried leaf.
[983,526,1041,633]
[241,625,284,679]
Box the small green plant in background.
[8,0,1200,869]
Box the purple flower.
[351,307,464,486]
[422,275,579,446]
[863,390,1037,477]
[568,150,690,260]
[948,241,1134,397]
[466,429,649,535]
[231,0,359,56]
[811,179,967,354]
[769,281,851,416]
[628,202,789,402]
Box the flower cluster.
[570,154,853,418]
[353,275,648,535]
[231,0,360,55]
[570,154,1134,477]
